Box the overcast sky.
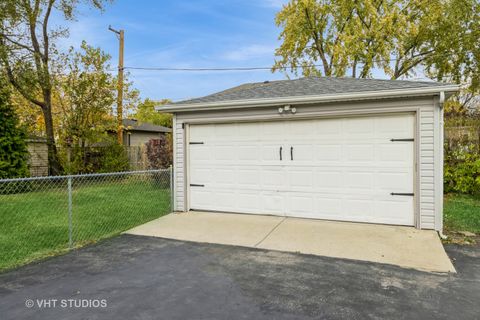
[57,0,393,102]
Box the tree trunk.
[352,59,357,78]
[41,92,62,175]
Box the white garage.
[159,77,459,230]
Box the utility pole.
[108,25,124,144]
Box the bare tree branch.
[42,0,55,62]
[0,33,35,53]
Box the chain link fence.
[0,169,172,272]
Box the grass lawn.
[444,193,480,234]
[0,177,171,272]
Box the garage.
[159,77,459,230]
[189,114,415,225]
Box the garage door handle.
[290,146,293,160]
[279,146,283,161]
[390,192,414,196]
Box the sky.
[56,0,391,102]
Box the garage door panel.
[214,168,236,185]
[286,120,316,136]
[213,191,238,211]
[261,121,285,138]
[314,197,342,216]
[237,123,262,140]
[213,145,236,161]
[261,192,284,214]
[345,144,375,161]
[237,169,260,187]
[189,125,212,140]
[376,114,415,137]
[314,170,343,189]
[315,118,342,136]
[374,199,415,225]
[188,113,415,225]
[315,144,341,161]
[260,167,286,188]
[190,189,214,208]
[285,194,314,215]
[189,145,211,161]
[344,117,375,137]
[238,144,260,160]
[214,123,238,139]
[287,167,314,188]
[345,172,374,190]
[190,167,213,184]
[375,170,414,191]
[343,198,374,217]
[377,142,413,162]
[236,191,261,211]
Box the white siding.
[419,106,436,229]
[173,115,186,211]
[173,96,442,230]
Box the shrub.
[60,141,130,174]
[97,143,130,173]
[146,135,172,169]
[444,142,480,194]
[0,85,29,179]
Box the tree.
[273,0,480,92]
[0,80,29,178]
[9,89,45,137]
[56,41,116,149]
[134,98,172,128]
[0,0,110,175]
[53,41,141,173]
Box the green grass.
[444,193,480,234]
[0,177,170,272]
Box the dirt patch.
[442,232,479,245]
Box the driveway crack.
[254,217,287,248]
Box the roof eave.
[124,128,172,133]
[156,85,461,113]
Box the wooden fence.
[27,138,49,177]
[125,145,150,170]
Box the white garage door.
[188,113,415,226]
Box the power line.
[116,52,462,73]
[120,65,295,72]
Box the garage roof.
[122,119,172,133]
[159,77,459,112]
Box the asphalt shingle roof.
[173,77,449,105]
[122,119,172,133]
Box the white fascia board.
[156,85,460,113]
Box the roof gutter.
[157,85,460,113]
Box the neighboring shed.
[26,137,48,177]
[122,119,172,147]
[159,77,459,231]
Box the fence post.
[169,165,174,212]
[68,177,73,248]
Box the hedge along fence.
[444,125,480,194]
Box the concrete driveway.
[126,211,455,273]
[0,235,478,320]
